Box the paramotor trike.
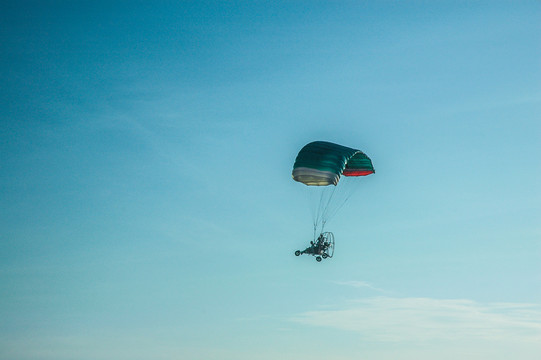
[295,232,335,262]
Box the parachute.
[292,141,375,239]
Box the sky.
[1,1,540,359]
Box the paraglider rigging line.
[311,178,363,240]
[312,184,337,239]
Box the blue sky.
[1,1,540,359]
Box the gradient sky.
[1,1,540,359]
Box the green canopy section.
[292,141,374,186]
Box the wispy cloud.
[334,280,386,292]
[291,297,541,343]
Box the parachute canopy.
[292,141,375,186]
